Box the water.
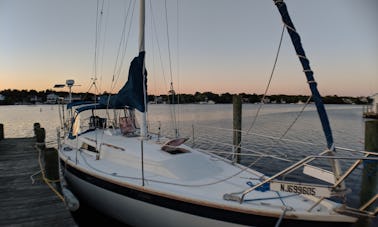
[0,104,376,226]
[0,104,365,146]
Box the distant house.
[0,94,5,101]
[149,96,164,104]
[30,95,42,104]
[46,93,59,104]
[63,95,81,103]
[359,96,368,103]
[342,98,353,104]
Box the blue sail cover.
[273,0,334,150]
[100,51,147,112]
[66,101,94,109]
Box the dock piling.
[233,95,242,163]
[358,120,378,227]
[33,122,40,135]
[34,123,45,150]
[0,123,3,140]
[361,120,378,205]
[44,147,59,181]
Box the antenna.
[54,79,81,103]
[66,80,75,103]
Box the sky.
[0,0,377,97]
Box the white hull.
[65,169,246,227]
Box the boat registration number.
[270,180,332,197]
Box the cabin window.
[81,143,98,153]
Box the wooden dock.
[0,137,77,226]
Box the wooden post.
[360,120,378,214]
[44,148,59,181]
[233,95,242,163]
[0,123,4,140]
[35,126,46,151]
[35,127,45,143]
[33,122,41,136]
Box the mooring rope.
[34,144,64,202]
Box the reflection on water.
[0,105,61,142]
[0,104,376,226]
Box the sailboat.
[57,1,377,226]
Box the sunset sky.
[0,0,377,96]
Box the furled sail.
[100,51,147,112]
[273,0,334,150]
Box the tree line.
[0,89,371,105]
[161,92,370,104]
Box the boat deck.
[60,129,353,222]
[0,137,77,226]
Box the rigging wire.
[164,0,174,92]
[279,95,312,140]
[164,0,179,137]
[226,25,286,161]
[249,94,313,161]
[82,0,106,102]
[92,0,106,94]
[148,0,172,134]
[176,0,183,135]
[98,0,111,93]
[245,25,285,135]
[82,77,99,101]
[189,124,326,152]
[148,1,157,98]
[149,0,168,92]
[110,0,136,94]
[175,0,182,136]
[92,0,100,84]
[231,24,313,161]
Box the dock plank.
[0,137,77,226]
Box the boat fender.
[246,181,270,192]
[62,187,80,211]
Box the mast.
[139,0,147,137]
[273,0,343,183]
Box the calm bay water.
[0,104,376,226]
[0,104,366,150]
